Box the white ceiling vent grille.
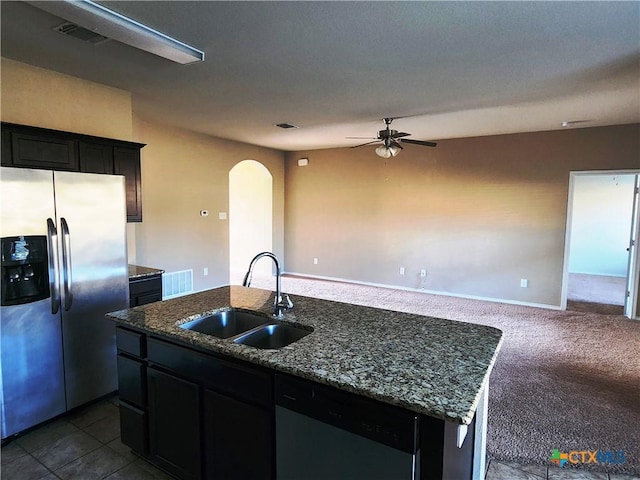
[54,22,110,45]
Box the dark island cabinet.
[115,328,275,480]
[116,327,148,456]
[1,122,144,222]
[147,367,202,480]
[204,389,274,480]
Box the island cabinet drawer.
[116,327,146,358]
[147,337,273,407]
[117,354,145,408]
[119,401,147,455]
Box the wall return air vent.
[54,22,110,44]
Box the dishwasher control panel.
[275,373,417,454]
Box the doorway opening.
[229,160,273,284]
[562,171,639,318]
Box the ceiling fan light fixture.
[375,144,400,158]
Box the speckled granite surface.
[106,286,502,425]
[128,264,164,280]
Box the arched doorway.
[229,160,273,284]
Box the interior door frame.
[561,169,640,319]
[624,174,639,318]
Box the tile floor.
[1,396,170,480]
[2,395,638,480]
[484,459,639,480]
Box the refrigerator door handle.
[60,217,73,311]
[46,218,61,314]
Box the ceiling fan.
[348,118,437,158]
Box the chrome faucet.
[242,252,293,318]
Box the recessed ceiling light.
[274,123,299,129]
[561,120,590,128]
[28,0,204,64]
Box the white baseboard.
[282,271,564,311]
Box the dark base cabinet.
[114,325,485,480]
[129,274,163,307]
[204,390,274,480]
[148,367,201,480]
[119,402,147,455]
[115,327,275,480]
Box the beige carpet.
[247,274,640,475]
[568,273,627,306]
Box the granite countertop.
[128,264,164,280]
[106,286,503,425]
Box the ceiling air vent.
[54,22,110,45]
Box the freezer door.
[53,171,128,409]
[0,167,66,439]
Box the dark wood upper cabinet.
[10,131,78,171]
[114,146,143,222]
[1,122,145,222]
[79,142,114,174]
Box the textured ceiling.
[1,1,639,151]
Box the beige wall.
[3,57,637,305]
[1,57,140,257]
[132,118,285,291]
[1,58,286,292]
[284,125,640,307]
[1,58,132,140]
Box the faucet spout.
[242,252,293,317]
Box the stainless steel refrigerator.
[1,167,128,439]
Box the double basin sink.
[179,308,312,349]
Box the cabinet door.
[113,146,142,222]
[147,367,201,480]
[79,142,114,174]
[204,389,274,480]
[129,276,162,307]
[1,129,11,166]
[10,131,78,170]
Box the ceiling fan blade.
[400,139,437,147]
[350,140,381,148]
[346,136,379,139]
[390,132,411,139]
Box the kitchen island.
[107,285,503,480]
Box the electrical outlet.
[420,269,427,277]
[399,267,405,275]
[204,267,208,276]
[313,258,318,265]
[520,278,528,288]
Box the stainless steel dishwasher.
[275,374,418,480]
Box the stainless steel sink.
[179,309,269,339]
[234,323,312,349]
